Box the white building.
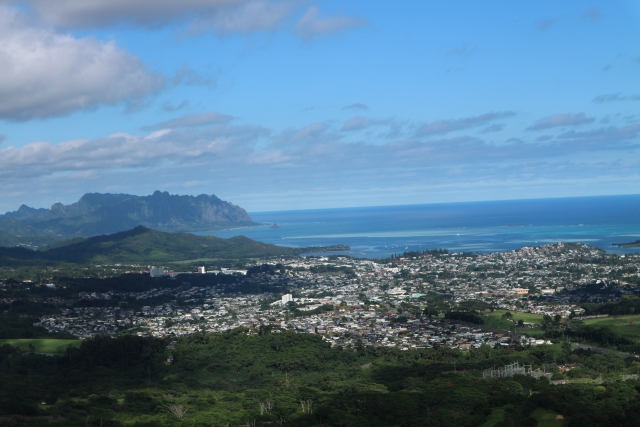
[150,267,164,278]
[197,266,206,274]
[282,294,293,304]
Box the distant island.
[612,240,640,248]
[0,191,257,247]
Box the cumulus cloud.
[143,112,233,131]
[0,123,267,179]
[417,112,515,137]
[0,7,164,121]
[527,113,595,131]
[2,115,640,212]
[294,6,367,40]
[188,0,297,35]
[342,103,368,111]
[3,0,296,32]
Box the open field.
[479,406,506,427]
[0,338,80,354]
[482,310,546,331]
[531,408,563,427]
[582,315,640,341]
[486,310,546,324]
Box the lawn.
[0,338,81,354]
[480,406,506,427]
[482,310,546,332]
[486,310,546,324]
[531,407,564,427]
[582,315,640,341]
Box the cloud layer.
[417,112,515,137]
[4,0,292,30]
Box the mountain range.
[0,191,256,247]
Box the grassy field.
[479,406,506,427]
[582,315,640,341]
[482,310,546,332]
[531,407,564,427]
[0,338,80,354]
[486,310,546,324]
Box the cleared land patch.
[582,315,640,341]
[0,338,80,354]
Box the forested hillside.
[2,331,640,426]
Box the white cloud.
[294,6,367,40]
[3,0,300,33]
[188,0,297,35]
[0,7,164,121]
[527,113,595,131]
[0,115,639,214]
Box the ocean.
[198,195,640,258]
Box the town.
[14,242,636,351]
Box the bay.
[197,194,640,258]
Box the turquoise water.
[198,195,640,258]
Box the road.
[571,343,640,358]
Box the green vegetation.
[2,332,640,426]
[582,315,640,341]
[486,310,546,325]
[0,339,80,354]
[612,240,640,248]
[0,226,349,266]
[480,406,507,427]
[531,408,563,427]
[0,191,257,242]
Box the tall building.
[282,294,293,304]
[197,266,206,274]
[150,266,164,278]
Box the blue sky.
[0,0,639,213]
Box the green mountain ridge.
[0,226,344,265]
[0,191,257,245]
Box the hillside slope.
[0,226,315,265]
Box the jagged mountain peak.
[0,191,256,244]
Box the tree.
[168,404,188,419]
[542,315,553,329]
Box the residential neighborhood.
[24,243,640,350]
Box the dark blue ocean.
[198,195,640,258]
